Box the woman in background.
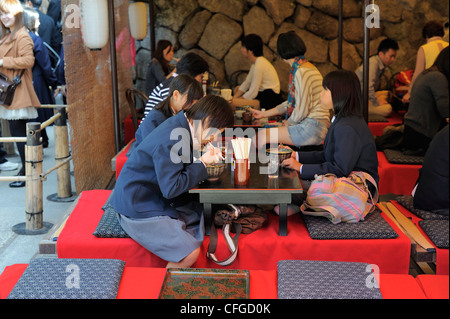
[402,47,449,156]
[252,31,331,150]
[0,0,40,188]
[403,20,449,103]
[23,6,58,148]
[145,39,175,95]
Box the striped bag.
[300,172,379,224]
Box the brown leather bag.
[214,204,267,234]
[0,70,25,106]
[207,204,267,266]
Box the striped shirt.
[142,75,176,121]
[276,63,329,125]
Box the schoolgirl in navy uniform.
[134,74,203,148]
[111,95,234,268]
[280,70,379,216]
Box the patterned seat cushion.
[93,200,130,238]
[7,258,125,299]
[419,220,449,249]
[277,260,383,299]
[383,149,424,165]
[302,208,399,240]
[396,195,449,220]
[93,190,130,238]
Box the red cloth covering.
[377,152,421,195]
[56,190,411,274]
[0,264,428,299]
[368,111,404,137]
[57,190,168,268]
[415,275,449,299]
[391,201,449,275]
[115,140,133,180]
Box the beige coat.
[0,26,40,110]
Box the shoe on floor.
[9,181,26,188]
[0,161,19,171]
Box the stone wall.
[134,0,448,96]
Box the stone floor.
[0,126,77,274]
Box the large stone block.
[311,0,361,18]
[155,0,198,32]
[179,10,212,50]
[343,18,384,43]
[243,6,275,43]
[305,10,339,39]
[199,14,243,60]
[261,0,296,25]
[198,0,246,21]
[329,39,362,71]
[293,5,312,29]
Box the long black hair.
[152,40,172,75]
[322,70,363,119]
[155,74,203,118]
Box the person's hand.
[200,144,224,165]
[402,92,410,103]
[250,108,265,119]
[54,85,67,97]
[281,157,302,172]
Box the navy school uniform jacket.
[299,115,379,185]
[134,109,168,148]
[111,111,208,219]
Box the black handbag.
[0,69,25,106]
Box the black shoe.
[9,181,26,188]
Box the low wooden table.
[190,161,302,236]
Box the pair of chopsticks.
[207,142,225,161]
[231,138,251,160]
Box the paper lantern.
[128,2,148,40]
[79,0,109,50]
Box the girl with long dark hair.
[145,39,175,95]
[134,74,203,148]
[282,70,379,190]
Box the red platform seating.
[55,190,411,274]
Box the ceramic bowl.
[206,163,226,181]
[266,147,293,163]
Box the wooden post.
[47,108,77,202]
[25,122,44,231]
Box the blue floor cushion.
[302,208,399,240]
[7,258,125,299]
[278,260,383,299]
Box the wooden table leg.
[203,203,212,236]
[279,203,288,236]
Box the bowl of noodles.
[266,147,293,163]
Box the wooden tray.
[159,268,249,299]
